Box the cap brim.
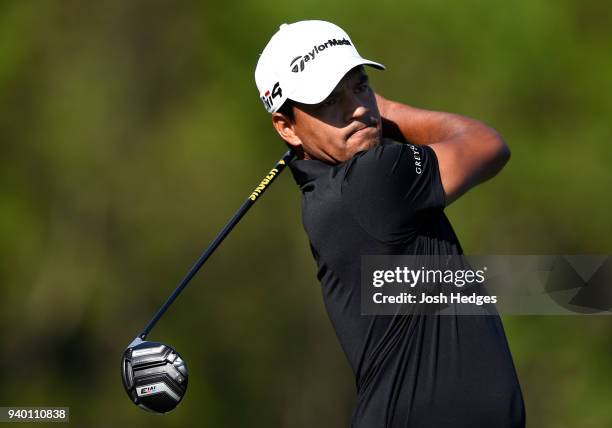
[288,56,385,105]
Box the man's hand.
[375,93,510,205]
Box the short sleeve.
[340,142,446,243]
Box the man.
[255,20,525,427]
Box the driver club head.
[121,339,188,414]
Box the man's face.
[276,66,382,164]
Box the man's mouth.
[347,123,378,141]
[348,123,373,138]
[352,127,370,138]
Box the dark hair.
[277,99,295,122]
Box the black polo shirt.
[289,141,525,427]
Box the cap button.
[279,23,289,30]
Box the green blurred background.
[1,0,610,426]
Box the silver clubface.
[121,339,188,414]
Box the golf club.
[121,149,294,414]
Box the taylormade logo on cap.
[290,38,352,73]
[254,20,385,113]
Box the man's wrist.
[375,93,388,119]
[376,93,409,143]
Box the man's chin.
[349,133,381,153]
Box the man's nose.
[351,105,369,120]
[344,95,369,122]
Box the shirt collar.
[288,158,333,188]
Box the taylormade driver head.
[121,339,188,414]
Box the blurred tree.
[0,0,610,427]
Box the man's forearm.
[377,93,476,146]
[375,93,510,204]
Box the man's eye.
[355,83,369,93]
[322,98,336,107]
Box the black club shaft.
[139,149,294,340]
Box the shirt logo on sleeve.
[408,144,423,174]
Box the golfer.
[255,20,525,427]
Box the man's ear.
[271,112,307,159]
[272,113,301,148]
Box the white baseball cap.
[255,20,385,113]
